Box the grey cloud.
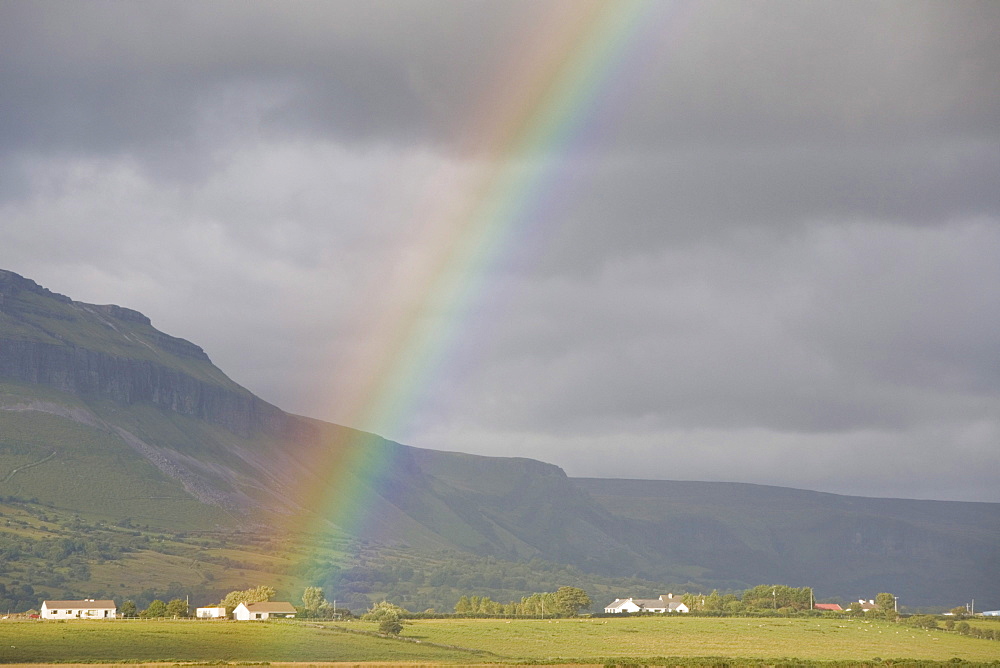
[0,0,529,157]
[4,1,997,159]
[410,221,1000,439]
[531,142,999,276]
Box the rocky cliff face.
[0,269,286,438]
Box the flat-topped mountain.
[1,268,997,607]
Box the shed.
[196,606,228,618]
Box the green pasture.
[2,616,999,665]
[0,619,483,664]
[348,616,1000,663]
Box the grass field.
[2,616,999,666]
[0,619,484,664]
[347,616,1000,663]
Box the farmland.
[0,619,483,664]
[2,616,999,665]
[372,616,1000,663]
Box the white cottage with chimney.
[605,594,689,613]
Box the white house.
[605,594,689,614]
[850,599,879,612]
[41,599,117,619]
[195,606,228,619]
[233,601,297,620]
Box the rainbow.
[286,0,692,584]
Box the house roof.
[635,599,667,608]
[814,603,843,611]
[618,598,668,609]
[43,600,116,609]
[243,601,297,613]
[606,596,688,610]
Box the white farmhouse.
[233,601,297,620]
[195,606,228,618]
[41,599,117,619]
[605,594,689,614]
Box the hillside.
[1,268,998,610]
[575,478,1000,606]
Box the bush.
[905,614,939,629]
[379,617,403,635]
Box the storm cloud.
[1,0,997,501]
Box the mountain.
[1,268,998,609]
[575,478,1000,606]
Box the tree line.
[678,586,898,615]
[454,587,591,616]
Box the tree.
[703,590,724,612]
[741,585,812,611]
[361,600,407,622]
[219,585,276,613]
[875,592,896,618]
[302,587,333,618]
[119,600,137,618]
[724,600,746,613]
[875,592,895,611]
[141,599,168,618]
[166,598,188,618]
[554,586,591,616]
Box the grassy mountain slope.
[575,478,1000,605]
[1,268,998,610]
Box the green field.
[3,616,998,665]
[0,619,484,664]
[346,616,1000,663]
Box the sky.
[1,0,998,502]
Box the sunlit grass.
[347,616,1000,662]
[0,619,483,663]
